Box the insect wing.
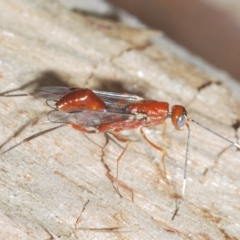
[47,109,135,128]
[33,87,144,109]
[93,90,144,109]
[32,86,75,99]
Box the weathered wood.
[0,1,239,239]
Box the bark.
[0,1,239,239]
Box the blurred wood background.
[109,0,240,81]
[0,0,240,239]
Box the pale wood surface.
[0,1,240,239]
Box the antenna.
[172,123,190,220]
[172,118,240,220]
[190,118,240,148]
[0,93,29,97]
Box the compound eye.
[177,114,187,129]
[171,105,187,130]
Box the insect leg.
[140,127,167,177]
[71,124,98,133]
[1,124,67,155]
[111,132,130,196]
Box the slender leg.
[1,122,93,155]
[140,127,167,177]
[162,121,167,139]
[1,124,67,155]
[71,124,97,133]
[111,132,130,196]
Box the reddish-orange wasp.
[1,86,240,219]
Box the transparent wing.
[92,89,144,109]
[47,109,140,128]
[33,87,144,109]
[32,86,74,99]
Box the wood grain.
[0,1,239,239]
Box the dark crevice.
[197,80,221,91]
[231,119,240,131]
